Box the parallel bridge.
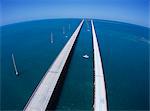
[24,19,107,111]
[24,20,84,111]
[91,20,107,111]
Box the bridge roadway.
[24,20,84,111]
[91,20,107,111]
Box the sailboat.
[12,53,19,75]
[50,32,53,43]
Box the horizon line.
[1,17,150,28]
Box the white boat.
[83,54,89,59]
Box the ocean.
[1,19,149,110]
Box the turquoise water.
[1,19,149,110]
[1,19,80,110]
[94,20,149,110]
[55,20,93,110]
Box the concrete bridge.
[24,19,107,111]
[91,20,107,111]
[24,20,84,111]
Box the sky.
[1,0,150,27]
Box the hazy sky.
[1,0,149,27]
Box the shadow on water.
[46,29,82,110]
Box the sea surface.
[1,19,149,110]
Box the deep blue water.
[94,20,149,110]
[55,20,93,111]
[1,19,149,110]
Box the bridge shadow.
[46,31,82,110]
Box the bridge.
[91,20,107,111]
[24,19,107,111]
[24,20,84,111]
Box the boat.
[12,53,19,75]
[83,54,89,59]
[50,32,53,43]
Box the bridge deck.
[24,20,84,111]
[91,20,107,111]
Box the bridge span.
[91,20,107,111]
[24,20,84,111]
